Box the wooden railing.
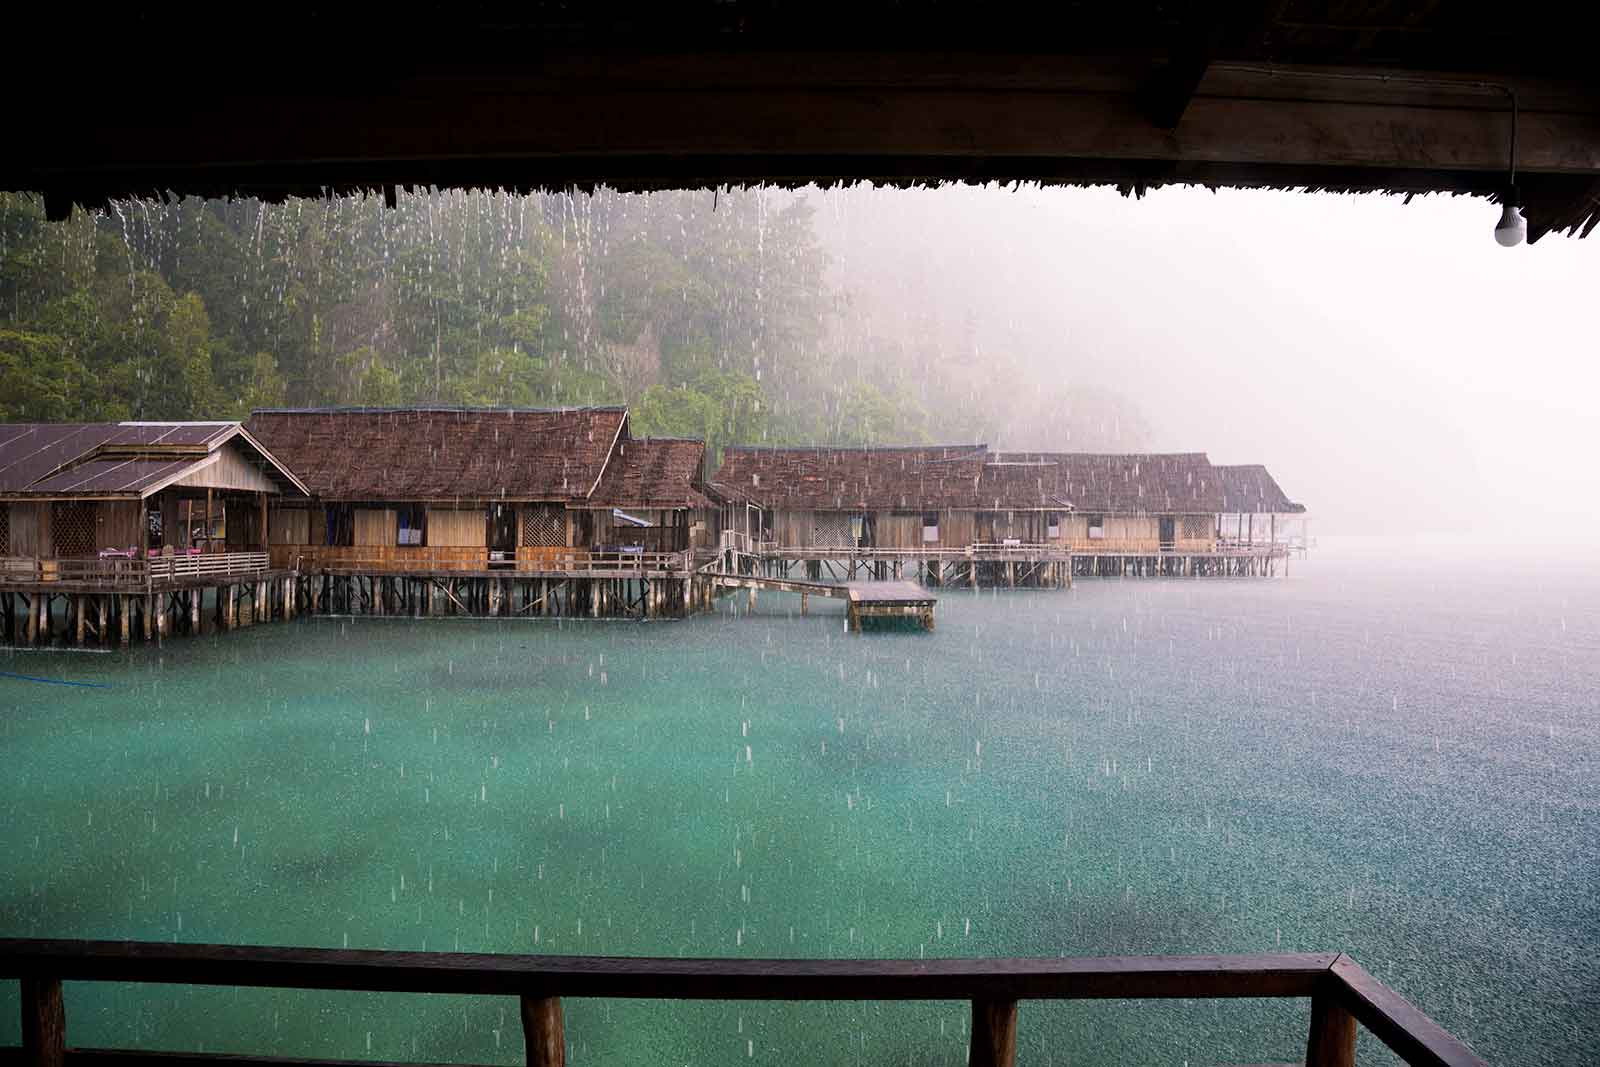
[0,939,1486,1067]
[146,552,268,582]
[0,553,268,587]
[295,548,695,575]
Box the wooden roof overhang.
[5,4,1599,241]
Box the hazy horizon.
[810,183,1598,541]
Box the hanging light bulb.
[1494,188,1525,247]
[1494,88,1523,247]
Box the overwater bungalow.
[245,406,713,571]
[0,421,308,643]
[992,451,1226,553]
[708,444,992,551]
[1215,463,1309,549]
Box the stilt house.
[0,421,307,566]
[992,452,1225,552]
[1215,464,1307,547]
[708,445,992,550]
[245,407,714,570]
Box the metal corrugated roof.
[0,421,308,498]
[27,458,194,495]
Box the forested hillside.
[1,187,1150,456]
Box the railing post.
[520,994,564,1067]
[1305,990,1356,1067]
[969,999,1017,1067]
[21,976,65,1067]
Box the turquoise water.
[3,542,1597,1065]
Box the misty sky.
[810,184,1598,541]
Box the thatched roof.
[974,460,1076,512]
[996,452,1225,514]
[0,421,306,498]
[1216,464,1306,514]
[711,445,990,510]
[245,407,626,503]
[9,3,1597,241]
[588,437,713,511]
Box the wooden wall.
[97,500,143,550]
[1061,513,1216,551]
[174,446,279,494]
[8,502,49,556]
[427,508,486,547]
[269,507,312,546]
[875,513,922,550]
[353,508,396,547]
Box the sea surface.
[2,540,1597,1066]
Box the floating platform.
[844,581,937,632]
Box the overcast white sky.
[814,184,1599,540]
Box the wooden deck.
[0,937,1486,1067]
[845,580,937,632]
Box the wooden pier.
[0,553,300,648]
[846,581,937,632]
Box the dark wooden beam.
[1329,956,1487,1067]
[0,940,1337,1000]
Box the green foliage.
[0,186,1132,456]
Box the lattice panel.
[809,513,855,550]
[522,506,567,547]
[52,502,96,557]
[0,504,9,555]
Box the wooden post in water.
[21,976,65,1067]
[969,999,1017,1067]
[520,995,564,1067]
[75,596,86,645]
[1304,991,1356,1067]
[119,595,130,647]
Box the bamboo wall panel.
[353,508,396,547]
[0,503,8,555]
[427,508,487,548]
[269,508,311,546]
[309,507,327,546]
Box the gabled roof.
[588,437,713,510]
[995,452,1224,514]
[1215,464,1306,514]
[0,422,307,498]
[244,406,627,503]
[711,445,991,510]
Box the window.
[397,504,427,546]
[1046,512,1061,539]
[1087,514,1105,539]
[324,504,354,547]
[922,512,939,543]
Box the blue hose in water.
[0,671,112,688]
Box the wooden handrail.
[0,940,1486,1067]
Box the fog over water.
[814,185,1599,539]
